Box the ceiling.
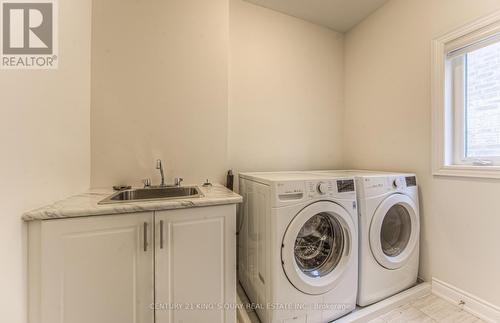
[244,0,389,32]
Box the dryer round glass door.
[369,194,419,270]
[281,201,357,295]
[380,204,411,257]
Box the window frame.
[432,10,500,179]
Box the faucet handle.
[156,159,162,169]
[142,178,152,188]
[174,177,184,186]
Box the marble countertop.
[23,184,242,221]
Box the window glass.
[465,41,500,158]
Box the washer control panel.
[317,182,328,194]
[272,178,356,206]
[337,179,355,193]
[276,182,305,200]
[308,181,333,196]
[305,179,355,198]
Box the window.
[451,38,500,164]
[432,12,500,178]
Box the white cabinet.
[28,212,154,323]
[155,205,236,323]
[28,205,236,323]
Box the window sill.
[433,165,500,179]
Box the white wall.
[344,0,500,307]
[91,0,230,187]
[91,0,346,187]
[229,0,345,173]
[0,0,92,321]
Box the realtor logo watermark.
[1,0,58,69]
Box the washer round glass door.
[281,201,356,295]
[369,194,419,270]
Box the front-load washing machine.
[238,172,358,323]
[310,171,420,306]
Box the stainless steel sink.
[98,186,203,204]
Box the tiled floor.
[238,286,485,323]
[368,294,484,323]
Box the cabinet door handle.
[160,220,164,249]
[143,222,148,252]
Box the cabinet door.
[155,205,236,323]
[32,213,154,323]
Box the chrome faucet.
[156,159,166,187]
[142,178,152,188]
[174,177,183,187]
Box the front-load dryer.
[238,172,358,323]
[309,171,420,306]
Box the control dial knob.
[392,179,399,188]
[317,182,328,194]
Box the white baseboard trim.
[335,282,431,323]
[432,277,500,323]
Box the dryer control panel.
[359,175,417,198]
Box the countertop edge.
[22,185,243,221]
